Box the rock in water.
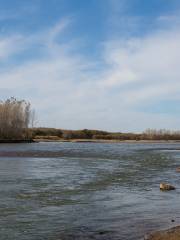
[176,167,180,172]
[160,183,175,191]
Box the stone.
[160,183,175,191]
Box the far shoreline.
[1,138,180,144]
[33,138,180,144]
[0,139,35,143]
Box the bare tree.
[0,97,35,140]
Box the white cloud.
[0,35,26,60]
[100,28,180,104]
[0,16,180,131]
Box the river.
[0,142,180,240]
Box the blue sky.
[0,0,180,132]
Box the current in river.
[0,142,180,240]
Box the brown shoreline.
[34,138,180,144]
[145,226,180,240]
[0,139,34,143]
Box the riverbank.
[1,138,180,144]
[145,226,180,240]
[31,128,180,143]
[0,139,34,143]
[33,138,180,144]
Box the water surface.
[0,142,180,240]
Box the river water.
[0,142,180,240]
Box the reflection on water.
[0,142,180,240]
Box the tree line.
[1,97,180,141]
[32,128,180,141]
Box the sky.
[0,0,180,132]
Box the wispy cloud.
[0,35,24,59]
[100,26,180,102]
[0,11,180,131]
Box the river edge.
[34,138,180,144]
[145,226,180,240]
[0,139,35,143]
[0,138,180,144]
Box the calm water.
[0,142,180,240]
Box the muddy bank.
[145,226,180,240]
[0,139,34,143]
[34,138,180,144]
